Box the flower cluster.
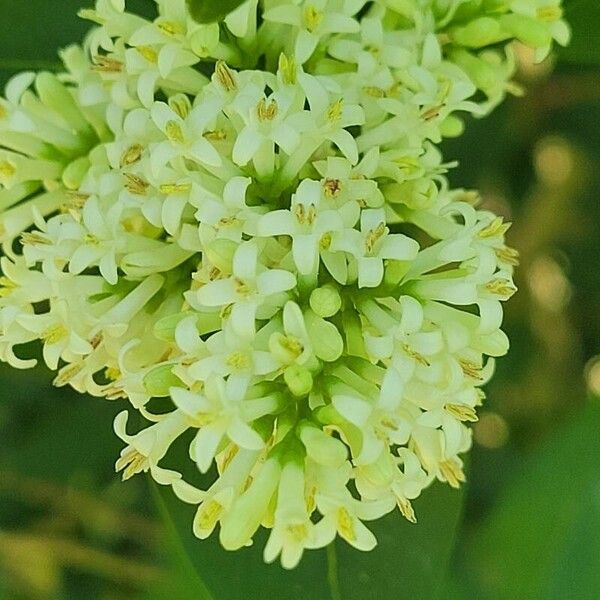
[0,0,567,568]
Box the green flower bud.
[304,310,343,362]
[309,285,342,318]
[440,115,465,138]
[299,421,347,467]
[284,364,313,397]
[143,364,184,397]
[62,156,90,189]
[450,17,506,48]
[153,312,190,342]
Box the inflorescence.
[0,0,568,568]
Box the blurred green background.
[1,1,599,598]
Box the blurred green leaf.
[333,482,465,600]
[0,0,86,85]
[558,0,600,65]
[465,403,600,600]
[186,0,246,24]
[149,479,214,600]
[154,476,464,599]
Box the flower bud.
[309,285,342,318]
[284,364,313,397]
[450,17,505,48]
[143,364,184,397]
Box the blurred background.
[0,0,598,598]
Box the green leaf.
[464,403,600,600]
[331,481,465,600]
[186,0,247,24]
[558,0,600,65]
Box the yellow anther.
[0,160,16,181]
[365,222,387,255]
[90,333,103,350]
[21,231,52,246]
[215,61,237,92]
[363,86,386,98]
[306,486,316,514]
[105,366,121,381]
[287,523,308,541]
[158,20,185,36]
[477,216,511,239]
[257,98,278,122]
[53,362,85,387]
[136,45,158,63]
[495,246,520,267]
[319,232,332,251]
[278,53,297,85]
[226,351,250,370]
[421,105,443,121]
[189,412,217,427]
[280,335,304,358]
[159,182,192,195]
[337,507,356,541]
[0,276,16,298]
[445,403,479,423]
[485,278,517,299]
[397,497,417,523]
[120,144,144,168]
[327,99,344,123]
[169,95,192,119]
[393,156,421,175]
[323,178,342,198]
[304,5,323,32]
[41,324,68,345]
[124,173,150,195]
[294,203,316,226]
[165,120,185,143]
[116,448,147,481]
[84,233,100,245]
[66,191,90,209]
[196,500,223,530]
[92,55,123,73]
[537,5,562,22]
[218,216,240,228]
[216,444,238,474]
[234,278,252,296]
[204,129,227,141]
[459,359,483,380]
[439,460,466,489]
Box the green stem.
[326,543,342,600]
[148,477,214,600]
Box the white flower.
[192,240,296,339]
[264,460,315,569]
[171,375,266,472]
[331,208,419,287]
[264,0,362,63]
[149,99,223,172]
[258,179,355,276]
[311,462,391,550]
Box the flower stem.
[326,542,342,600]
